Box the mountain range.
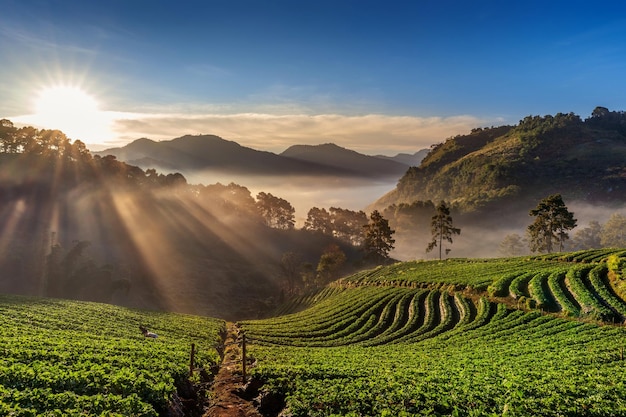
[95,136,428,181]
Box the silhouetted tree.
[527,194,577,253]
[383,200,435,233]
[280,251,303,295]
[426,201,460,260]
[363,210,395,262]
[256,192,295,230]
[316,244,346,285]
[303,207,333,235]
[601,213,626,247]
[330,207,368,246]
[499,233,526,257]
[571,220,603,250]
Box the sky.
[1,0,626,155]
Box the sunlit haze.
[13,84,123,145]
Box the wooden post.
[621,346,624,361]
[242,333,247,383]
[189,343,195,377]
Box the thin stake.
[189,343,195,377]
[242,333,247,383]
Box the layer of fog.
[185,170,398,226]
[391,201,626,262]
[184,170,626,261]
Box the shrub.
[607,255,626,279]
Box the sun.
[36,86,99,117]
[31,85,113,144]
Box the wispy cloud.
[109,112,494,155]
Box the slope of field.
[240,249,626,416]
[0,295,225,416]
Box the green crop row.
[0,294,225,416]
[242,250,626,416]
[248,308,626,416]
[587,264,626,319]
[566,265,616,321]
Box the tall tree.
[571,220,603,250]
[362,210,395,262]
[256,192,295,230]
[280,251,303,295]
[330,207,368,246]
[601,213,626,248]
[316,244,347,286]
[527,194,577,253]
[303,207,333,235]
[426,201,461,259]
[498,233,526,257]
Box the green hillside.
[0,296,224,416]
[240,249,626,416]
[373,107,626,212]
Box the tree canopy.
[363,210,395,263]
[426,201,460,260]
[527,194,577,253]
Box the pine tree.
[426,201,461,260]
[527,194,577,253]
[363,210,395,262]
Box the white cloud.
[106,112,494,155]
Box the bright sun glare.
[32,85,113,145]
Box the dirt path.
[203,323,263,417]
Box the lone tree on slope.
[362,210,395,263]
[527,194,577,253]
[426,201,461,260]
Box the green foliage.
[303,207,368,246]
[242,250,626,416]
[362,210,395,262]
[315,244,347,286]
[426,201,460,259]
[608,254,626,278]
[0,295,225,416]
[527,194,577,253]
[256,191,296,230]
[374,108,626,214]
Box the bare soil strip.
[203,323,263,417]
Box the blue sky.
[2,0,626,155]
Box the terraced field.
[241,249,626,416]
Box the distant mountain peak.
[281,142,409,178]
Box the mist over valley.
[1,106,626,319]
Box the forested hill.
[372,107,626,213]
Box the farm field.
[241,248,626,416]
[0,295,225,416]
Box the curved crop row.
[587,264,626,321]
[242,287,505,347]
[480,259,626,324]
[565,265,616,321]
[547,268,581,316]
[528,271,558,311]
[509,271,534,299]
